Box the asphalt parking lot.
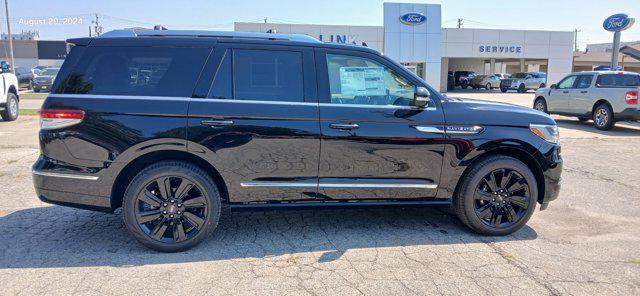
[1,91,639,295]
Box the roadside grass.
[19,109,39,116]
[19,92,47,100]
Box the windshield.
[41,68,60,76]
[512,73,528,79]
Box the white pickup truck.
[0,62,19,121]
[533,71,640,130]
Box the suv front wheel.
[453,156,537,236]
[123,161,222,252]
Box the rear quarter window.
[53,46,210,97]
[596,74,640,88]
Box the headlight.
[530,124,559,144]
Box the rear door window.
[233,49,304,102]
[596,74,640,88]
[576,75,594,88]
[53,46,210,97]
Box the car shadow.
[0,205,537,269]
[554,117,640,137]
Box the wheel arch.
[110,150,229,210]
[8,84,18,100]
[592,99,612,115]
[453,146,546,205]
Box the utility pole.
[573,29,581,51]
[457,18,463,28]
[92,14,103,36]
[3,0,14,71]
[264,17,267,23]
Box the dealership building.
[236,2,575,91]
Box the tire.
[122,161,222,252]
[453,155,538,236]
[592,103,615,130]
[517,84,526,93]
[1,93,19,121]
[500,88,507,93]
[485,83,492,90]
[533,97,548,114]
[28,81,33,90]
[33,88,40,93]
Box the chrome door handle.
[329,123,359,130]
[201,119,234,127]
[580,91,588,94]
[562,91,569,94]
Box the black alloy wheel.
[473,169,530,228]
[134,176,208,243]
[123,161,221,252]
[453,155,537,235]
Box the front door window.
[326,54,416,106]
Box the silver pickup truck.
[533,71,640,130]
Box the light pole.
[3,0,14,71]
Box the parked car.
[453,71,477,89]
[33,29,562,252]
[32,67,60,92]
[494,73,511,79]
[14,67,34,90]
[0,61,19,121]
[470,74,502,90]
[501,72,547,93]
[534,71,640,130]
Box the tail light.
[626,91,638,105]
[38,109,85,130]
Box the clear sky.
[3,0,639,49]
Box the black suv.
[33,30,562,252]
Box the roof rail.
[100,29,322,44]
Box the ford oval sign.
[603,14,635,32]
[399,13,426,26]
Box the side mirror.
[415,86,431,107]
[550,84,557,89]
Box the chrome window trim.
[241,181,437,189]
[47,94,436,110]
[32,170,99,181]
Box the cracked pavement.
[1,93,640,295]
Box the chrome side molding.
[415,125,483,135]
[32,170,100,181]
[241,181,437,189]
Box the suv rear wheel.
[517,83,526,93]
[123,161,222,252]
[593,103,615,130]
[453,156,537,236]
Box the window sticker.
[338,67,386,97]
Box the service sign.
[603,14,635,32]
[399,13,426,26]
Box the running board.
[228,199,452,210]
